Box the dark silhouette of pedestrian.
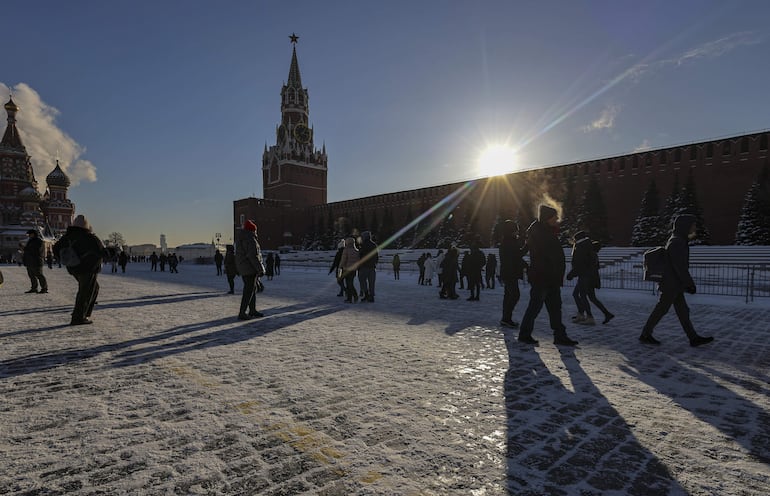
[485,253,497,289]
[52,215,105,325]
[439,246,460,299]
[640,214,714,347]
[159,253,167,272]
[465,244,485,301]
[224,244,238,294]
[168,253,179,273]
[567,231,594,324]
[357,231,378,302]
[499,220,527,328]
[150,251,158,271]
[265,252,275,281]
[340,237,360,303]
[392,253,400,280]
[584,241,614,324]
[23,229,47,293]
[118,250,128,273]
[518,205,578,346]
[235,220,265,319]
[329,240,345,296]
[417,253,426,285]
[274,253,281,275]
[214,249,223,276]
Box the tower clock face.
[294,124,311,144]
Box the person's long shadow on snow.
[619,350,770,465]
[0,301,342,378]
[502,334,685,495]
[110,302,342,367]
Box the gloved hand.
[686,285,697,294]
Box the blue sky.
[3,0,769,246]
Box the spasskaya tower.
[262,33,328,208]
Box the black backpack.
[59,239,81,268]
[643,246,666,282]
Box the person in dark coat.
[214,249,224,276]
[392,253,401,280]
[566,231,593,324]
[274,253,281,275]
[235,220,264,319]
[518,205,578,346]
[223,244,238,294]
[417,253,426,285]
[264,252,275,280]
[46,250,54,270]
[640,214,713,347]
[339,236,360,303]
[118,250,128,273]
[149,251,158,271]
[498,220,527,328]
[357,231,379,302]
[328,240,346,296]
[168,253,179,273]
[52,215,105,325]
[465,244,485,301]
[439,246,460,299]
[159,253,167,272]
[485,253,497,290]
[23,229,48,293]
[584,241,614,324]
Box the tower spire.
[287,33,302,88]
[1,95,25,150]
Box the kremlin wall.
[234,39,769,250]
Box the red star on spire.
[289,33,299,44]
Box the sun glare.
[477,145,519,177]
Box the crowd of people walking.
[6,207,713,348]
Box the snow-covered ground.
[1,262,769,495]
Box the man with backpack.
[639,214,714,347]
[53,215,105,325]
[23,229,48,294]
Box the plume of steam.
[0,82,97,190]
[539,192,563,220]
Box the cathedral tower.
[262,34,328,208]
[0,96,42,226]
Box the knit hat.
[243,220,257,232]
[72,215,92,231]
[538,204,558,222]
[573,230,588,241]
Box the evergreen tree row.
[298,164,769,250]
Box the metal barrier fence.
[561,261,770,302]
[284,258,770,302]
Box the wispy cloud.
[0,82,97,189]
[675,31,762,65]
[582,104,621,133]
[625,31,763,82]
[634,139,652,152]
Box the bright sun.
[477,144,519,177]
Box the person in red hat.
[234,220,265,319]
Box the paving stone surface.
[1,263,769,495]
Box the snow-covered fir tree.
[631,179,662,246]
[677,168,711,245]
[659,174,682,242]
[735,180,770,244]
[735,165,770,245]
[576,176,609,243]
